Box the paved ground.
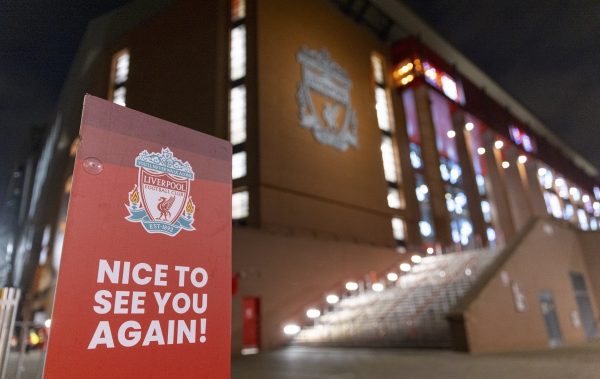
[232,343,600,379]
[7,343,600,378]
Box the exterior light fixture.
[426,247,434,255]
[326,294,339,304]
[494,140,504,149]
[372,283,384,292]
[283,324,301,336]
[447,130,456,139]
[477,147,486,155]
[400,263,411,272]
[518,155,527,164]
[465,122,474,131]
[306,308,321,319]
[345,281,359,291]
[501,161,510,169]
[537,167,547,177]
[387,272,399,281]
[411,255,422,264]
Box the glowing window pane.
[476,174,486,195]
[548,192,563,219]
[380,136,397,183]
[232,151,247,180]
[441,75,459,101]
[419,221,432,237]
[481,200,491,223]
[487,227,496,242]
[231,0,246,21]
[391,217,405,241]
[114,51,129,85]
[230,25,246,81]
[578,209,589,230]
[564,204,574,221]
[375,87,391,132]
[230,85,246,145]
[387,188,401,209]
[371,55,384,85]
[232,191,249,220]
[113,87,126,106]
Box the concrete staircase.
[295,249,499,347]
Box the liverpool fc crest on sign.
[125,147,196,236]
[296,47,358,151]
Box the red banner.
[44,95,231,378]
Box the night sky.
[1,0,599,202]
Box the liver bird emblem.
[157,196,176,221]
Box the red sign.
[44,95,231,378]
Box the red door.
[242,297,260,354]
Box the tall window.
[372,54,406,249]
[430,91,473,248]
[230,0,248,221]
[537,165,598,231]
[402,89,435,246]
[109,49,130,106]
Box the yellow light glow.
[518,155,527,164]
[502,161,510,169]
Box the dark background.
[1,0,599,201]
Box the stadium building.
[6,0,600,355]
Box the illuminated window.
[481,200,491,223]
[387,188,401,209]
[544,192,563,219]
[230,25,246,81]
[232,151,247,180]
[419,221,432,237]
[509,126,537,153]
[374,87,391,132]
[380,136,397,183]
[110,50,130,106]
[391,217,406,241]
[578,209,589,230]
[230,4,249,221]
[231,0,246,21]
[232,191,249,220]
[113,87,126,106]
[230,85,246,145]
[422,61,464,104]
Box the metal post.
[0,287,21,379]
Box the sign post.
[44,95,231,378]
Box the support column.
[523,161,548,217]
[503,147,534,231]
[482,131,515,243]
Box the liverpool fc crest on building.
[125,147,196,236]
[296,47,358,151]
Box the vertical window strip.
[231,0,246,22]
[373,54,405,248]
[230,25,246,81]
[230,0,248,220]
[110,50,129,106]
